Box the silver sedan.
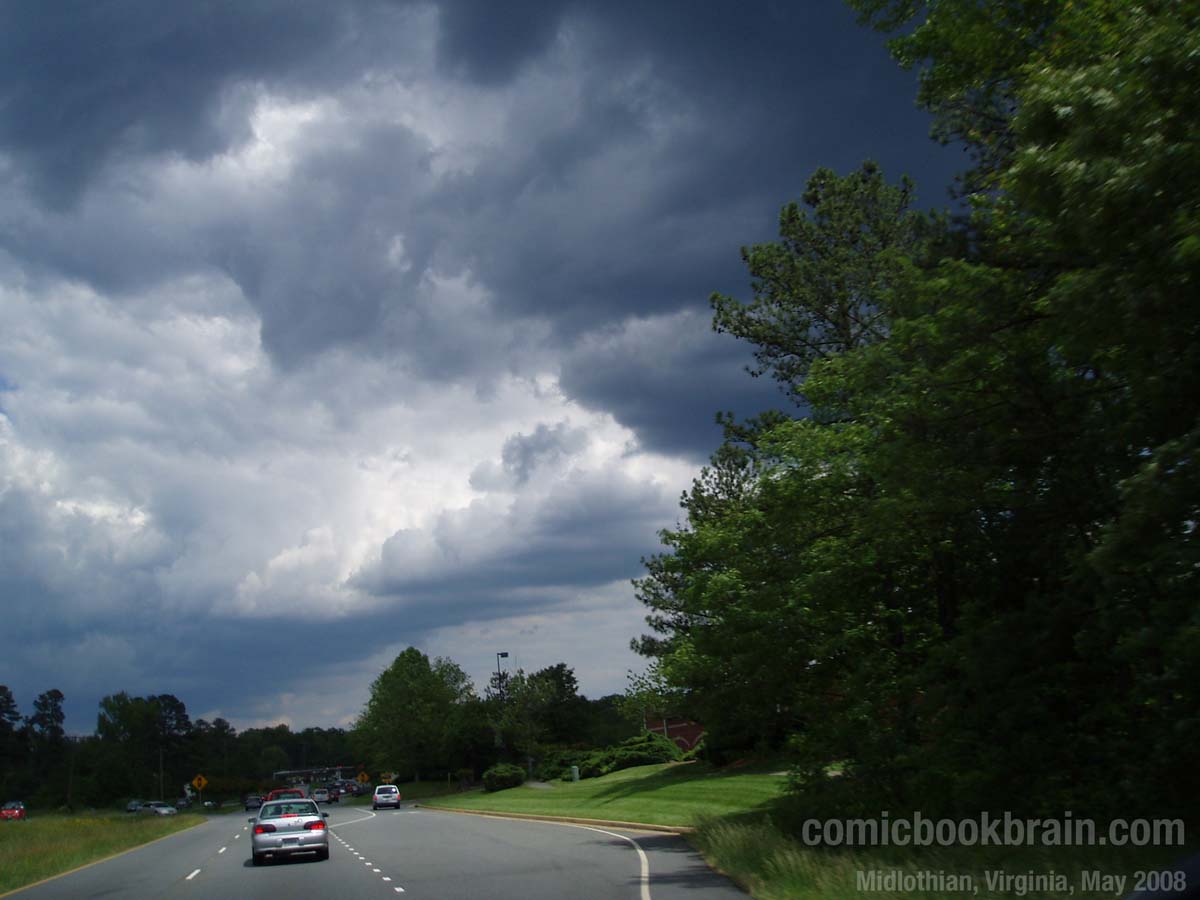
[249,800,330,864]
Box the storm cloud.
[0,0,957,731]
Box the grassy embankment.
[421,761,1195,900]
[421,759,785,827]
[0,812,203,895]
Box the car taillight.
[254,824,276,834]
[305,820,326,830]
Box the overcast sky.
[0,0,959,735]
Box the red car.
[264,788,306,802]
[1,801,27,821]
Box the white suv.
[371,784,401,810]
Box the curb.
[415,804,695,834]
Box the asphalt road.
[9,804,746,899]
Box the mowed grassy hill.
[419,760,787,827]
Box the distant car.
[264,787,306,803]
[249,799,329,865]
[126,799,144,813]
[174,798,191,810]
[326,786,340,803]
[311,788,329,803]
[139,801,178,816]
[371,784,401,810]
[244,794,263,810]
[1,801,27,821]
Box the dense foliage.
[0,683,355,808]
[351,648,637,785]
[633,0,1200,821]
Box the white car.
[140,801,178,816]
[311,788,330,803]
[250,799,329,864]
[371,784,401,810]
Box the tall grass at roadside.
[0,813,202,894]
[690,815,1195,900]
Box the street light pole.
[495,651,508,701]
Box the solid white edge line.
[558,824,652,900]
[185,869,201,881]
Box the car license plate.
[283,837,299,845]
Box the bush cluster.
[553,731,683,781]
[481,763,526,793]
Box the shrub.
[482,763,526,792]
[570,731,684,780]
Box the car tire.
[252,854,264,866]
[317,847,329,861]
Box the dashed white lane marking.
[373,868,382,873]
[382,877,392,882]
[186,869,201,881]
[394,889,405,894]
[218,847,226,854]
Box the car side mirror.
[247,817,256,823]
[323,812,330,818]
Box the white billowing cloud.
[0,246,690,729]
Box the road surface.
[8,804,745,899]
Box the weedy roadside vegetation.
[690,814,1197,900]
[0,811,202,894]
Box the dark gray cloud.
[0,0,962,732]
[0,0,363,207]
[434,0,569,83]
[360,465,672,600]
[559,311,789,458]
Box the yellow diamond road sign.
[192,774,208,791]
[356,772,369,784]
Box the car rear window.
[377,787,397,794]
[261,801,319,818]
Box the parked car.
[244,794,263,810]
[371,784,401,810]
[125,799,144,813]
[174,797,191,810]
[1,801,27,821]
[249,799,329,864]
[139,801,178,816]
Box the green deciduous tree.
[352,647,476,781]
[634,0,1200,820]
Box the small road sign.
[192,774,208,792]
[356,771,370,784]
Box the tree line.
[350,648,635,783]
[631,0,1199,822]
[0,684,354,808]
[0,655,636,809]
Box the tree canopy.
[634,0,1200,819]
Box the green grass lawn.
[419,762,1195,899]
[0,812,203,894]
[420,761,788,827]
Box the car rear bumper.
[251,833,328,857]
